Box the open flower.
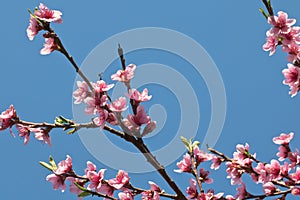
[93,80,114,93]
[141,181,161,200]
[273,132,294,145]
[128,88,152,102]
[46,174,66,192]
[268,11,296,35]
[16,124,31,145]
[0,105,16,134]
[86,169,106,192]
[111,64,136,82]
[108,170,130,190]
[55,155,73,175]
[282,64,300,97]
[33,128,52,147]
[34,3,63,23]
[40,36,60,55]
[73,81,89,104]
[109,97,128,112]
[26,17,43,40]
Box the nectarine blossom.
[33,127,52,147]
[109,97,128,112]
[0,105,16,134]
[111,64,136,82]
[273,132,294,145]
[34,3,63,24]
[268,11,296,35]
[108,170,130,190]
[40,37,59,55]
[73,81,89,104]
[128,88,152,103]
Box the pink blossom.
[73,81,89,104]
[55,155,72,175]
[26,16,42,40]
[288,149,300,169]
[0,105,16,134]
[86,169,106,192]
[235,183,247,200]
[282,43,300,62]
[141,121,157,137]
[291,187,300,195]
[128,105,151,126]
[34,3,63,23]
[67,177,85,199]
[263,31,278,56]
[211,156,222,170]
[128,88,152,102]
[281,26,300,45]
[111,64,136,82]
[233,143,249,160]
[121,118,140,136]
[198,190,224,200]
[84,95,108,115]
[106,112,119,126]
[291,167,300,183]
[276,145,290,161]
[268,11,296,35]
[174,153,191,173]
[16,124,30,145]
[33,128,52,147]
[253,162,267,183]
[273,132,294,145]
[98,184,115,197]
[186,178,197,199]
[93,80,114,93]
[281,162,289,176]
[109,97,128,112]
[263,182,276,195]
[265,159,281,181]
[141,181,161,200]
[108,170,130,190]
[226,162,243,185]
[118,191,133,200]
[84,97,96,115]
[194,146,213,166]
[282,64,300,97]
[40,37,59,55]
[85,161,97,176]
[46,173,66,192]
[93,109,108,129]
[199,168,213,184]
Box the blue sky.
[1,0,300,199]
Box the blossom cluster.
[73,63,156,137]
[44,155,162,200]
[26,3,62,54]
[263,11,300,97]
[0,105,52,146]
[175,132,300,199]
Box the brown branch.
[42,23,94,94]
[262,0,274,16]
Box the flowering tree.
[2,0,300,199]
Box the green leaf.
[192,141,200,148]
[78,191,92,198]
[74,182,90,192]
[39,161,53,171]
[259,8,269,19]
[49,156,57,171]
[55,117,63,125]
[180,136,189,147]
